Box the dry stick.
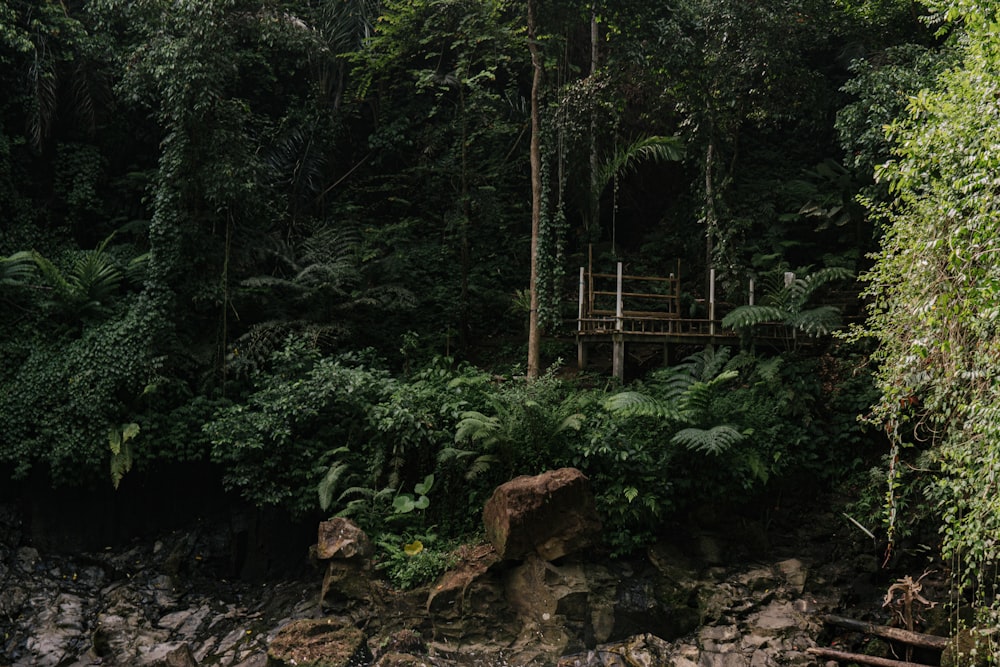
[821,614,948,651]
[806,647,935,667]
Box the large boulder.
[483,468,602,561]
[315,518,374,611]
[316,518,373,560]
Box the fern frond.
[789,266,853,303]
[671,425,745,456]
[679,346,732,382]
[786,305,843,336]
[465,454,499,480]
[677,370,737,419]
[722,305,787,330]
[556,412,585,433]
[754,356,784,383]
[438,445,476,463]
[31,251,72,297]
[604,391,683,421]
[454,411,500,443]
[318,460,351,511]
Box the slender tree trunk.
[527,0,543,380]
[703,135,717,299]
[459,86,471,353]
[587,3,600,241]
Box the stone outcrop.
[483,468,602,561]
[0,491,917,667]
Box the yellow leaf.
[403,540,423,556]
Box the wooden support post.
[709,268,716,336]
[578,340,588,372]
[614,262,624,381]
[749,278,755,306]
[613,333,624,382]
[615,262,623,330]
[578,266,586,328]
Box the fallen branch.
[821,614,948,650]
[806,646,935,667]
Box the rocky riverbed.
[0,481,946,667]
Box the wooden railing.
[577,260,731,338]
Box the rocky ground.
[0,483,949,667]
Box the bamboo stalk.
[806,647,935,667]
[821,615,948,651]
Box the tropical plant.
[444,365,588,484]
[723,266,854,346]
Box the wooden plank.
[821,615,948,651]
[806,647,935,667]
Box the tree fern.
[671,425,745,456]
[788,266,854,303]
[722,304,788,330]
[723,266,854,344]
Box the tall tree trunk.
[587,3,600,241]
[703,136,717,299]
[527,0,543,380]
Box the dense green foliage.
[5,0,997,628]
[856,1,1000,635]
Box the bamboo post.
[578,267,585,330]
[709,268,716,336]
[749,278,755,306]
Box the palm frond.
[671,425,745,456]
[69,247,122,305]
[598,135,684,188]
[0,251,38,286]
